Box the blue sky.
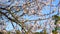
[0,0,59,32]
